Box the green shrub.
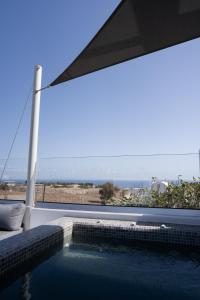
[151,177,200,208]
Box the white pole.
[24,65,42,230]
[199,148,200,178]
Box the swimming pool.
[0,241,200,300]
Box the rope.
[39,152,199,159]
[36,84,51,92]
[0,86,32,183]
[0,152,198,161]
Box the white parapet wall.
[30,206,200,228]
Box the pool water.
[1,242,200,300]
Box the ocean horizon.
[5,179,179,189]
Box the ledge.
[0,218,72,281]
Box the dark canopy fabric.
[51,0,200,86]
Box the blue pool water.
[1,243,200,300]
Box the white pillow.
[0,203,26,231]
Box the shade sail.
[51,0,200,86]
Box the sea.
[8,179,178,189]
[50,179,152,189]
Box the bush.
[99,182,119,204]
[0,183,9,199]
[0,183,9,191]
[78,183,94,189]
[151,177,200,208]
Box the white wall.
[30,206,200,228]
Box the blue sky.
[0,0,200,180]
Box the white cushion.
[0,203,26,231]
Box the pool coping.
[0,218,72,282]
[69,217,200,248]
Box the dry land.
[0,184,104,205]
[0,183,150,206]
